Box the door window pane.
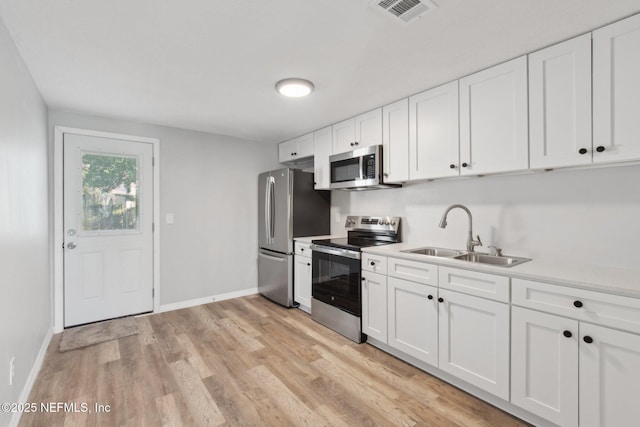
[81,153,139,231]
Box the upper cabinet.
[382,99,409,183]
[459,56,529,175]
[313,126,332,190]
[593,14,640,164]
[278,133,314,164]
[409,81,460,180]
[529,34,592,169]
[332,108,382,154]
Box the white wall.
[0,18,50,427]
[48,110,280,306]
[332,165,640,271]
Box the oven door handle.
[310,244,361,260]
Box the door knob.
[67,242,77,249]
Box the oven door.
[311,245,361,316]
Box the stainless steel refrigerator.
[258,168,330,307]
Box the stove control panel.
[345,215,401,233]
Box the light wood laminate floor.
[20,295,529,426]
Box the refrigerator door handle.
[269,177,275,241]
[258,250,287,263]
[264,176,271,244]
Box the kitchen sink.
[453,253,531,267]
[401,247,463,257]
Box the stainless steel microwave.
[329,145,400,190]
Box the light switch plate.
[166,213,174,224]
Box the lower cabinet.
[511,306,640,427]
[294,250,312,313]
[438,288,510,400]
[511,307,579,427]
[362,271,388,343]
[387,277,438,365]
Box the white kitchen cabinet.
[362,270,387,343]
[313,126,332,190]
[278,133,314,164]
[511,307,579,427]
[593,14,640,164]
[579,323,640,427]
[387,276,438,365]
[294,242,312,313]
[409,81,460,180]
[382,98,409,183]
[529,34,592,169]
[362,253,387,275]
[438,266,510,302]
[387,257,437,285]
[459,56,529,175]
[332,108,382,154]
[438,288,510,400]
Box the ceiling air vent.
[374,0,438,23]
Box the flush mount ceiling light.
[275,78,314,98]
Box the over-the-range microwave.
[329,145,401,190]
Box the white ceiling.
[1,0,640,143]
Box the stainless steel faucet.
[438,204,483,252]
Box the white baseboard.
[10,327,54,427]
[158,287,258,313]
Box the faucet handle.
[475,235,483,248]
[488,245,502,256]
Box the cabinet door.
[593,14,640,164]
[409,81,460,180]
[294,255,312,313]
[295,133,314,158]
[313,126,332,189]
[332,118,356,154]
[511,307,579,427]
[355,108,383,149]
[459,56,529,175]
[362,271,387,343]
[382,99,409,183]
[278,139,298,163]
[388,277,438,365]
[438,289,510,399]
[529,34,592,169]
[580,323,640,427]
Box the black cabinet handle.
[428,295,434,300]
[461,162,468,168]
[350,142,354,147]
[563,330,573,338]
[596,146,605,152]
[354,141,359,146]
[450,164,456,169]
[573,300,583,308]
[306,263,310,266]
[370,261,375,266]
[583,336,593,344]
[300,248,304,251]
[578,148,588,155]
[361,277,366,281]
[438,297,444,303]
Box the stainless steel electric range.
[310,215,401,343]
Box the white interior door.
[63,133,154,327]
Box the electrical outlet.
[9,357,15,386]
[335,212,341,223]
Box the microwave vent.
[374,0,437,23]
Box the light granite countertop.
[362,242,640,299]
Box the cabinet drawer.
[438,267,510,302]
[387,257,437,286]
[512,278,640,334]
[294,241,311,257]
[362,253,387,274]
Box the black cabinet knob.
[461,162,468,168]
[370,261,375,266]
[306,263,310,266]
[428,295,434,300]
[573,300,583,308]
[596,146,605,152]
[361,277,366,281]
[583,336,593,344]
[300,248,304,251]
[354,141,359,146]
[578,148,588,155]
[438,297,444,303]
[350,142,354,146]
[450,164,456,169]
[563,330,573,338]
